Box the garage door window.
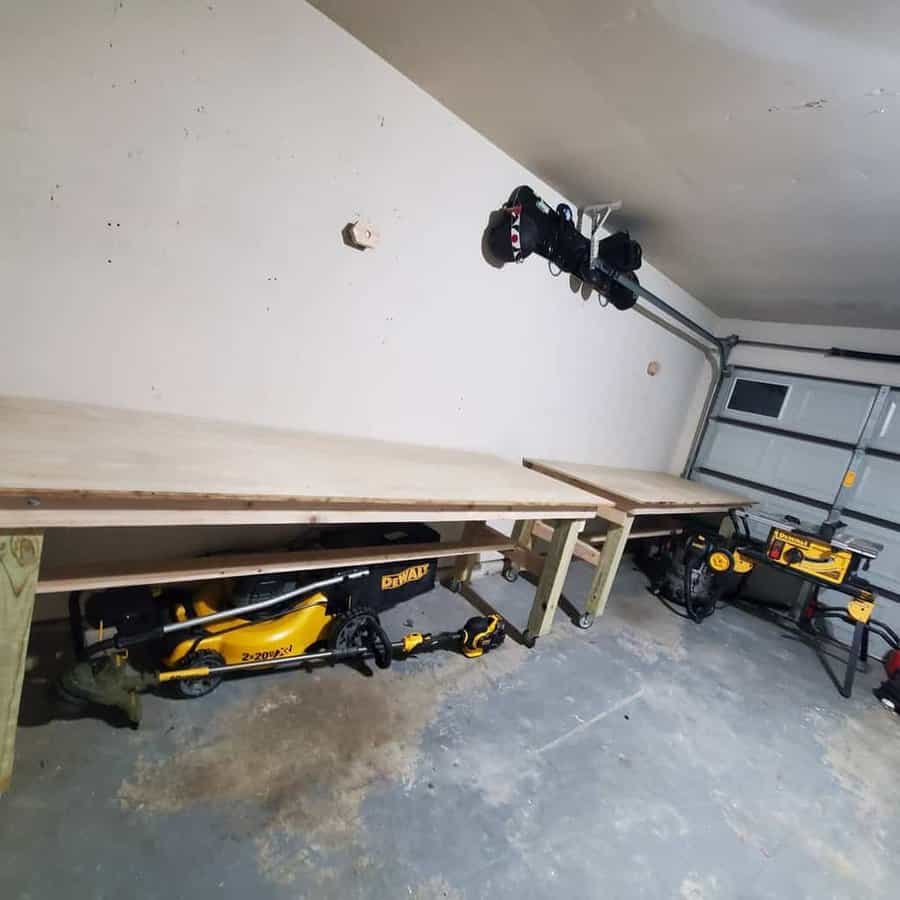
[726,378,789,418]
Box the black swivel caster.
[578,612,595,630]
[502,561,519,583]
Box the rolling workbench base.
[581,510,635,627]
[486,519,586,645]
[522,519,585,644]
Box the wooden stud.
[451,522,482,588]
[511,519,535,551]
[504,545,546,580]
[0,531,43,792]
[583,515,635,621]
[524,519,584,642]
[503,519,537,580]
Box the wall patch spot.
[768,98,828,113]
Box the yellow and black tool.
[57,568,506,724]
[761,527,854,586]
[399,614,505,660]
[667,510,892,699]
[152,613,505,696]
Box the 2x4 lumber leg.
[450,522,482,590]
[581,515,634,627]
[523,519,584,645]
[511,519,535,550]
[504,519,536,580]
[0,531,43,792]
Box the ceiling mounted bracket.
[581,201,623,268]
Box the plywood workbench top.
[0,396,600,527]
[523,458,750,511]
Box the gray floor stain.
[817,705,900,824]
[679,873,720,899]
[119,638,529,885]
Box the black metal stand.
[796,588,877,699]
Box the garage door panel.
[848,456,900,525]
[693,370,900,628]
[694,473,826,543]
[715,370,876,443]
[696,422,852,503]
[871,390,900,454]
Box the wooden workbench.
[0,396,599,788]
[521,459,751,628]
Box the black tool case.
[316,523,440,612]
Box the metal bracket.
[580,201,623,268]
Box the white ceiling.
[311,0,900,327]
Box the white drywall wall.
[1,0,713,474]
[2,1,717,617]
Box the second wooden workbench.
[513,459,751,631]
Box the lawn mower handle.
[88,569,370,656]
[162,569,369,634]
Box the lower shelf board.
[37,523,514,593]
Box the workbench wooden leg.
[523,519,584,645]
[511,519,535,550]
[0,531,43,792]
[504,519,536,581]
[580,515,634,627]
[450,523,481,592]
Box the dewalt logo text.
[382,563,430,590]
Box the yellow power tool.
[58,567,506,725]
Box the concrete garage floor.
[2,558,899,900]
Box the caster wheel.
[448,577,463,594]
[578,613,595,630]
[523,631,537,649]
[171,650,225,698]
[502,562,519,583]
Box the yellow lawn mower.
[58,569,505,725]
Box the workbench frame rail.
[38,523,516,594]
